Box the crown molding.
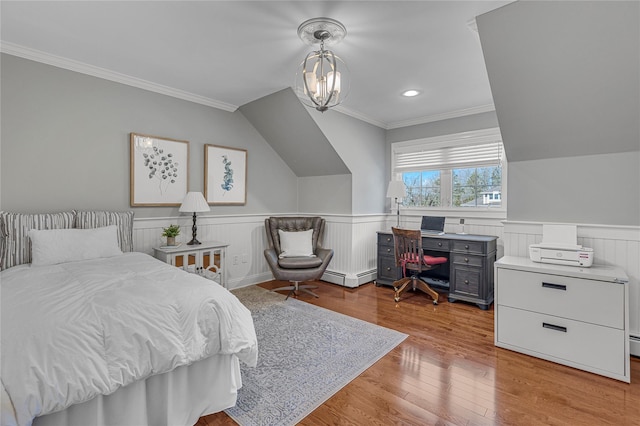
[386,103,496,130]
[0,41,238,112]
[2,41,494,129]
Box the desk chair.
[391,227,448,304]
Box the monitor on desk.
[421,216,445,235]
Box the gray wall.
[478,1,640,226]
[508,152,640,225]
[309,110,387,214]
[298,174,352,214]
[1,54,298,217]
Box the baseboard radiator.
[631,335,640,357]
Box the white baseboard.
[631,335,640,357]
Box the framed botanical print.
[130,133,189,206]
[205,144,247,205]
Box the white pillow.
[278,229,315,258]
[30,225,123,266]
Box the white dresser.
[494,256,630,382]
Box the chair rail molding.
[133,213,389,290]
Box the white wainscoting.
[503,221,640,356]
[133,214,389,290]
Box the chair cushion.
[424,255,448,265]
[278,256,324,269]
[400,253,448,266]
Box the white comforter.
[0,252,258,426]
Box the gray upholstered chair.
[264,216,334,299]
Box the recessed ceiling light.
[402,90,420,97]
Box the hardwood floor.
[197,280,640,426]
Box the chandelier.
[295,17,350,112]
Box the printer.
[529,224,594,267]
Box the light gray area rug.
[226,286,408,426]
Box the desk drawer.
[378,233,394,248]
[423,238,450,251]
[496,305,625,376]
[451,253,483,268]
[451,267,481,297]
[378,255,400,281]
[497,268,624,329]
[452,240,486,254]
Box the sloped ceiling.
[477,1,639,162]
[240,88,350,177]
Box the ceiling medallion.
[295,17,350,112]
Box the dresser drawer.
[423,238,450,251]
[497,268,624,329]
[377,233,394,248]
[451,253,483,268]
[496,305,625,377]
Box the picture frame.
[130,133,189,206]
[205,144,247,205]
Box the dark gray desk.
[376,231,497,309]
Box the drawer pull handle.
[464,257,469,262]
[542,282,567,291]
[465,245,469,249]
[386,267,391,271]
[386,248,391,253]
[464,279,469,284]
[438,242,442,247]
[542,322,567,333]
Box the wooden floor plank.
[199,281,640,425]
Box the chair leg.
[272,281,319,300]
[413,277,439,305]
[393,277,411,302]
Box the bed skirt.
[33,354,242,426]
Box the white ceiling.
[0,1,512,129]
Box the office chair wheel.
[433,300,438,305]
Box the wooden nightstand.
[153,240,229,288]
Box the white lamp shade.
[179,192,210,213]
[386,181,406,199]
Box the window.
[391,128,505,212]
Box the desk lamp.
[179,192,210,245]
[386,180,406,227]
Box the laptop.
[421,216,446,235]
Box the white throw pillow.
[30,225,123,266]
[278,229,315,258]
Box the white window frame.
[391,127,507,219]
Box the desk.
[376,231,497,309]
[153,240,228,288]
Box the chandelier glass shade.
[295,18,350,112]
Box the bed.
[0,211,258,426]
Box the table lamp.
[386,180,406,227]
[179,192,210,245]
